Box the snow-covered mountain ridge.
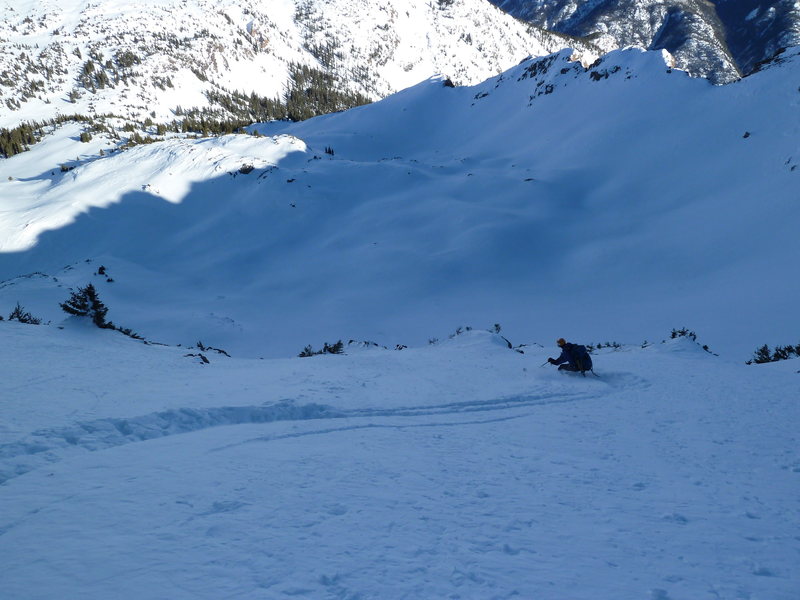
[492,0,800,83]
[1,46,797,359]
[0,0,600,129]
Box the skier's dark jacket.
[553,343,592,371]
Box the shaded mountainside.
[714,0,800,74]
[491,0,800,82]
[0,47,798,359]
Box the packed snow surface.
[1,324,799,599]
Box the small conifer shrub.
[196,341,230,357]
[670,327,697,341]
[746,342,800,364]
[8,302,41,324]
[322,340,344,354]
[298,340,345,357]
[666,328,714,354]
[60,283,109,327]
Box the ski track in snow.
[0,379,647,484]
[0,331,797,599]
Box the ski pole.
[540,360,550,367]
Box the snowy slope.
[0,323,798,599]
[1,36,799,600]
[0,0,600,128]
[1,47,797,360]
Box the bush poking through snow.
[449,326,473,339]
[184,353,210,365]
[322,340,344,355]
[298,340,345,357]
[671,327,697,341]
[589,342,621,352]
[95,265,114,283]
[668,327,716,353]
[59,284,144,339]
[196,341,230,357]
[115,326,144,340]
[8,302,42,324]
[60,283,108,327]
[746,342,800,364]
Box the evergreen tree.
[323,340,344,354]
[752,344,772,364]
[60,284,109,327]
[8,302,41,324]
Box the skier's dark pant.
[558,363,581,372]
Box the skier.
[547,338,592,375]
